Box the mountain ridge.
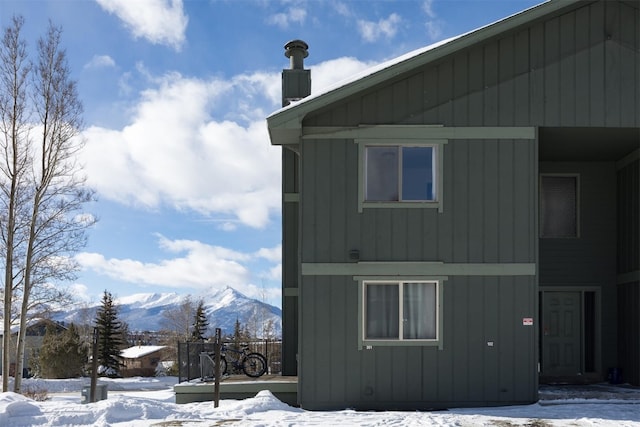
[52,286,282,337]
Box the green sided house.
[267,0,639,410]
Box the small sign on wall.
[522,317,533,326]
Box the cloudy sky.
[1,0,541,308]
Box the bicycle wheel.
[215,356,227,377]
[242,353,267,377]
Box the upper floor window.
[540,174,579,238]
[365,146,437,202]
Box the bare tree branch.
[0,17,95,392]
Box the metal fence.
[177,340,282,383]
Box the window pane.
[402,147,434,201]
[403,282,436,339]
[365,147,398,201]
[540,176,577,237]
[365,284,399,339]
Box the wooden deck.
[174,375,298,406]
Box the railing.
[177,340,282,383]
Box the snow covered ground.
[1,376,640,426]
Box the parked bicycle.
[201,343,267,378]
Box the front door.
[541,291,582,378]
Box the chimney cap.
[284,39,309,59]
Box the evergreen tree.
[94,291,124,377]
[231,318,250,350]
[38,323,87,378]
[190,299,209,342]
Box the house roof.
[0,318,66,336]
[267,0,584,145]
[121,345,166,359]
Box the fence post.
[177,341,182,383]
[214,328,221,407]
[186,341,190,382]
[264,337,269,374]
[90,327,99,403]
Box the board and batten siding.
[298,275,536,410]
[300,138,536,264]
[281,148,300,376]
[305,0,639,129]
[297,135,537,409]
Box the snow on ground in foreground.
[0,377,639,426]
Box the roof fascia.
[302,125,536,140]
[267,0,585,146]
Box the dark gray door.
[542,291,582,377]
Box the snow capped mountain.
[52,287,281,337]
[117,292,185,308]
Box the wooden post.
[263,337,268,374]
[90,327,99,403]
[214,328,221,407]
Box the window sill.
[359,201,442,212]
[361,340,441,349]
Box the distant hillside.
[52,286,281,337]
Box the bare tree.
[0,17,95,392]
[160,294,195,342]
[159,295,195,365]
[0,15,31,393]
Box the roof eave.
[267,0,585,146]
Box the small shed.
[121,345,166,377]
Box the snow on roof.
[267,0,551,120]
[121,345,166,359]
[268,36,458,119]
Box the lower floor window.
[364,281,438,341]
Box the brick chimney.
[282,40,311,107]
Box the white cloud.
[422,0,443,41]
[75,236,282,301]
[332,2,350,17]
[310,57,378,93]
[67,283,92,303]
[422,0,436,19]
[254,245,281,263]
[265,264,281,281]
[80,56,374,229]
[80,70,281,228]
[84,54,116,69]
[425,20,443,40]
[267,6,307,28]
[96,0,188,50]
[357,13,401,43]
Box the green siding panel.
[304,2,639,130]
[298,276,537,409]
[301,139,538,265]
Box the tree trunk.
[13,287,29,392]
[13,189,41,392]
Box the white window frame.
[357,277,444,349]
[539,173,581,238]
[357,139,446,213]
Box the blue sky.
[1,0,542,308]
